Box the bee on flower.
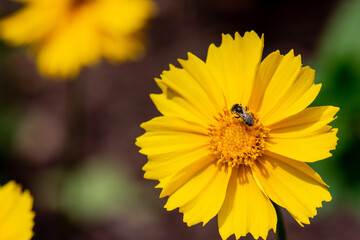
[136,31,339,239]
[0,0,155,79]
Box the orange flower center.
[208,108,268,167]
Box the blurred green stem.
[274,203,287,240]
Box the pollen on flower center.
[208,108,268,167]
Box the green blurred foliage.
[59,156,147,223]
[0,106,21,159]
[311,0,360,209]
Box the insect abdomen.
[243,114,254,126]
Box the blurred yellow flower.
[0,0,155,79]
[136,31,339,239]
[0,181,34,240]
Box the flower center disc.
[208,108,268,167]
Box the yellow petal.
[206,31,264,107]
[252,156,332,226]
[266,128,338,162]
[179,53,226,110]
[266,151,329,186]
[150,93,210,127]
[155,150,214,192]
[0,181,34,240]
[206,43,227,103]
[257,50,302,120]
[137,116,209,181]
[269,106,339,138]
[0,2,66,45]
[261,66,322,126]
[165,164,232,226]
[37,7,101,78]
[1,0,154,79]
[163,162,221,208]
[101,33,144,62]
[136,131,208,157]
[94,0,153,61]
[140,116,206,135]
[218,165,277,240]
[248,50,283,113]
[159,64,218,121]
[94,0,154,35]
[143,146,211,181]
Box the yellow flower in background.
[136,31,338,239]
[0,181,35,240]
[0,0,155,79]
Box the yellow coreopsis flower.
[0,181,35,240]
[0,0,155,79]
[136,31,338,239]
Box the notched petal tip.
[221,33,235,42]
[288,49,295,56]
[234,30,263,40]
[186,51,196,59]
[253,156,332,227]
[177,58,189,68]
